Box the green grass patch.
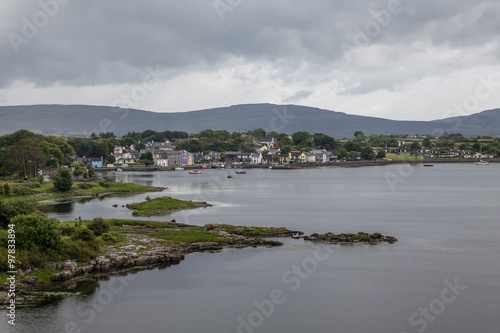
[23,268,59,284]
[385,154,423,161]
[147,227,227,246]
[126,196,210,217]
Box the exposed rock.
[303,231,398,244]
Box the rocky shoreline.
[0,224,396,307]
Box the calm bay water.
[3,164,500,332]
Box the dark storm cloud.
[1,0,499,92]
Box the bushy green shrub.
[71,227,96,242]
[52,168,73,192]
[0,185,4,197]
[98,181,111,188]
[0,247,8,271]
[87,164,96,177]
[77,183,93,189]
[12,185,33,196]
[16,249,51,269]
[73,163,84,176]
[12,213,62,253]
[62,237,102,262]
[59,224,76,236]
[0,197,38,228]
[100,233,115,243]
[87,217,110,237]
[3,183,12,197]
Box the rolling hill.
[0,103,499,137]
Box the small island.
[126,196,212,216]
[304,232,398,244]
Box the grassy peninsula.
[2,180,161,203]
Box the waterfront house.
[290,151,306,163]
[311,149,328,163]
[224,151,241,164]
[250,153,262,164]
[191,152,204,162]
[205,152,222,161]
[162,150,182,166]
[305,152,316,163]
[154,154,169,167]
[82,157,103,168]
[181,151,194,166]
[262,154,273,164]
[327,149,338,161]
[278,153,291,164]
[114,152,137,164]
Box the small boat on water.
[235,170,247,174]
[423,164,434,167]
[227,171,233,179]
[202,165,212,169]
[189,170,202,174]
[475,144,489,165]
[175,167,184,171]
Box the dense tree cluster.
[0,130,74,178]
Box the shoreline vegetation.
[1,180,163,203]
[0,191,398,307]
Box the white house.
[154,155,169,167]
[311,149,328,163]
[114,152,137,164]
[250,153,262,164]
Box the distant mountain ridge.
[0,103,499,137]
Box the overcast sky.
[1,0,499,120]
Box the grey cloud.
[0,0,499,95]
[283,90,313,103]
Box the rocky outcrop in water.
[304,232,397,244]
